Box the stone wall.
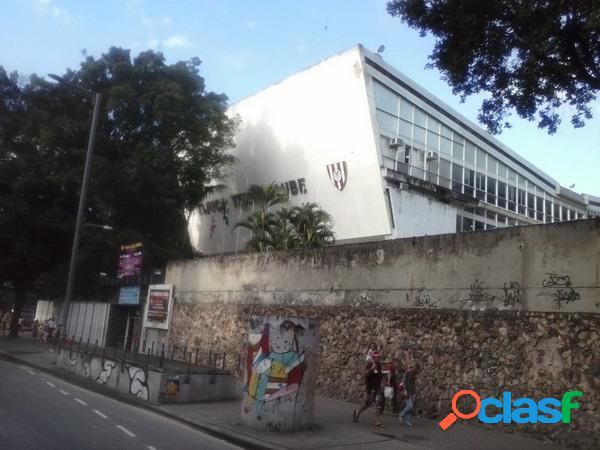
[166,220,600,448]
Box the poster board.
[118,286,141,305]
[118,242,143,278]
[142,284,174,330]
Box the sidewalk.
[0,336,563,450]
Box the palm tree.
[267,207,300,250]
[233,210,278,253]
[290,202,335,248]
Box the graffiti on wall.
[543,272,580,309]
[243,320,306,419]
[411,287,439,309]
[127,365,149,400]
[461,279,496,307]
[502,281,522,307]
[96,360,116,384]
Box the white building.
[189,45,598,255]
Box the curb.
[0,349,282,450]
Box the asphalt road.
[0,358,243,450]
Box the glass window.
[497,214,507,226]
[553,202,560,220]
[527,193,536,218]
[497,181,507,208]
[428,116,440,133]
[377,110,397,133]
[498,163,507,179]
[486,211,496,221]
[518,189,526,215]
[488,156,498,175]
[536,196,544,221]
[507,168,516,182]
[400,99,413,121]
[452,140,464,160]
[475,220,485,231]
[427,130,439,151]
[465,141,476,165]
[414,126,426,144]
[476,173,486,200]
[439,159,451,188]
[463,217,474,232]
[399,119,412,139]
[487,177,497,205]
[508,185,517,211]
[562,205,568,221]
[476,148,486,170]
[427,157,438,184]
[508,218,517,227]
[545,199,553,222]
[452,164,463,193]
[440,136,452,156]
[570,209,576,221]
[411,147,424,168]
[464,168,474,196]
[414,107,427,127]
[373,81,399,114]
[441,124,452,138]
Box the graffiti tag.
[542,272,580,309]
[461,279,495,306]
[502,281,522,307]
[412,288,439,309]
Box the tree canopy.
[387,0,600,134]
[0,48,236,335]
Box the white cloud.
[31,0,75,25]
[141,16,155,27]
[148,38,160,49]
[163,35,193,49]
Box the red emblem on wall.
[326,161,348,191]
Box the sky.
[1,0,598,195]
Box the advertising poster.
[118,242,143,278]
[143,284,173,330]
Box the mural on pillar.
[243,319,307,419]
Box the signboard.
[118,242,143,278]
[118,286,141,305]
[142,284,174,330]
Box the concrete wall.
[56,348,236,404]
[166,219,600,448]
[169,219,600,314]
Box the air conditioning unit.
[426,151,438,160]
[389,138,403,149]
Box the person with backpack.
[398,363,418,426]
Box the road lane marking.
[93,409,108,419]
[147,446,157,450]
[46,382,56,387]
[59,389,69,396]
[116,425,135,437]
[74,398,87,405]
[28,370,35,375]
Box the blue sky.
[2,0,598,195]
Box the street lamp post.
[49,74,102,334]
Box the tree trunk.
[8,281,26,338]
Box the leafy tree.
[387,0,600,133]
[289,202,335,249]
[234,184,335,252]
[0,48,236,337]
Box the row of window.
[374,81,585,223]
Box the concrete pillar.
[240,316,320,432]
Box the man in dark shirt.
[399,363,418,426]
[353,351,385,427]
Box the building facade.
[188,45,598,255]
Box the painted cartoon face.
[270,324,296,353]
[166,380,179,396]
[248,332,262,346]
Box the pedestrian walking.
[382,359,399,416]
[47,317,56,343]
[353,350,385,428]
[398,362,418,426]
[32,319,39,338]
[365,342,378,363]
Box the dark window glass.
[536,196,544,221]
[463,217,473,231]
[487,177,496,205]
[497,181,507,208]
[475,220,485,230]
[518,189,526,215]
[452,164,463,193]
